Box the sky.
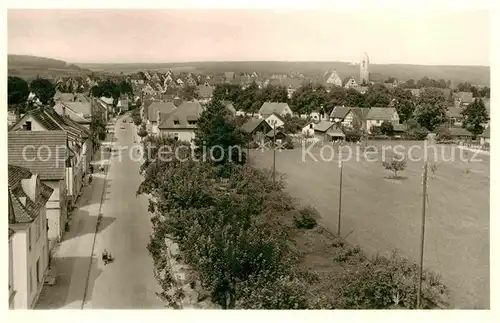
[7,9,490,66]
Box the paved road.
[84,115,164,309]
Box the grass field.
[250,140,489,309]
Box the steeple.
[360,52,370,85]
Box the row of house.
[7,89,113,308]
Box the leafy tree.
[404,79,416,89]
[345,88,366,107]
[391,87,415,123]
[213,84,243,103]
[457,82,473,92]
[137,124,148,138]
[404,118,429,140]
[239,81,261,115]
[435,124,452,142]
[324,86,347,114]
[365,83,391,107]
[382,157,407,178]
[180,85,199,101]
[259,84,288,103]
[380,121,394,136]
[90,109,107,148]
[8,76,30,114]
[29,77,56,106]
[414,88,447,131]
[118,80,134,98]
[479,87,490,98]
[282,114,308,134]
[194,99,248,166]
[461,98,489,136]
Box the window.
[36,259,40,284]
[28,227,32,252]
[174,120,180,125]
[174,133,179,141]
[23,121,32,131]
[188,120,196,125]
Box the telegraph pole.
[272,121,276,186]
[337,158,343,236]
[417,160,429,309]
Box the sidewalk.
[35,134,114,309]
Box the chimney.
[21,174,38,203]
[62,104,67,116]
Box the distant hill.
[77,61,490,86]
[8,54,91,81]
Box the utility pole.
[337,158,343,236]
[272,121,276,186]
[417,160,429,309]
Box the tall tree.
[414,88,448,131]
[365,83,391,107]
[324,86,347,114]
[29,77,56,106]
[179,85,199,101]
[391,87,415,123]
[8,76,30,114]
[345,88,366,107]
[194,99,247,166]
[461,98,489,136]
[239,82,260,114]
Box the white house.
[365,107,400,133]
[258,102,293,119]
[302,122,316,137]
[265,112,285,129]
[325,71,342,87]
[8,164,53,309]
[158,101,204,142]
[344,77,358,89]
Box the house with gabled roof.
[313,121,345,141]
[222,101,237,116]
[53,102,92,128]
[8,164,54,309]
[10,108,91,209]
[453,91,474,107]
[157,101,204,142]
[344,77,358,89]
[197,85,215,104]
[330,106,369,130]
[240,118,273,142]
[258,102,293,118]
[366,107,400,134]
[8,131,69,244]
[325,70,343,87]
[146,101,177,136]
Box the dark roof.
[314,121,336,132]
[330,106,351,119]
[8,164,54,223]
[8,131,68,180]
[241,118,269,134]
[366,107,397,121]
[158,101,204,129]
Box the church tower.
[360,52,370,85]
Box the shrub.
[294,206,319,229]
[382,157,407,178]
[370,126,382,136]
[380,121,395,136]
[283,137,295,150]
[335,251,448,309]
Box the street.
[36,114,164,309]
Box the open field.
[250,140,489,309]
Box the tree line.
[211,81,489,137]
[138,99,449,309]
